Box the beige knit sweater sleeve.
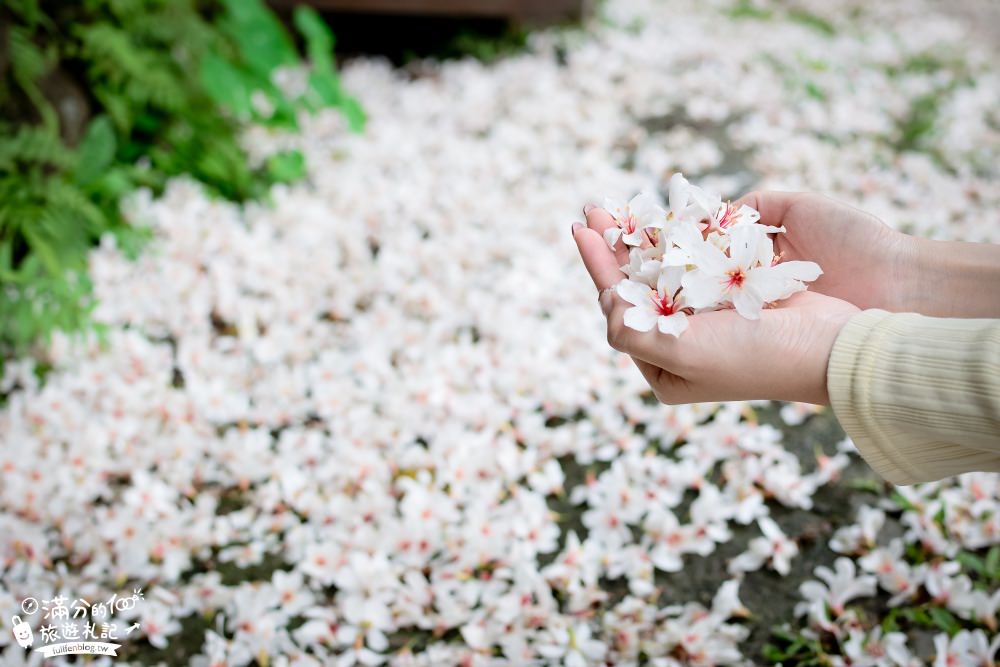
[827,309,1000,486]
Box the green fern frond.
[0,125,73,169]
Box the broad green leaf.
[928,607,961,635]
[294,6,335,71]
[74,115,116,185]
[219,0,297,78]
[956,551,985,575]
[986,545,1000,578]
[200,53,255,119]
[341,96,366,132]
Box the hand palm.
[739,192,905,311]
[575,196,861,404]
[631,291,859,404]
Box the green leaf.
[266,150,306,183]
[847,478,882,494]
[901,607,933,627]
[293,8,365,132]
[804,81,826,101]
[219,0,297,78]
[928,607,961,635]
[200,53,255,119]
[881,608,900,632]
[956,551,985,576]
[728,0,773,20]
[891,491,917,512]
[788,9,836,36]
[294,6,335,70]
[21,225,61,277]
[74,115,116,185]
[762,644,786,662]
[985,545,1000,579]
[341,96,366,132]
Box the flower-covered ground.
[2,0,999,664]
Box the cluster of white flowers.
[789,479,1000,665]
[1,0,999,664]
[607,174,821,336]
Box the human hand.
[573,205,859,405]
[732,192,914,312]
[732,191,1000,318]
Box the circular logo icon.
[21,597,38,615]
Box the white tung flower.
[603,192,665,248]
[621,247,665,286]
[728,516,799,576]
[796,557,877,627]
[679,222,822,319]
[615,266,688,337]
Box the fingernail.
[583,203,596,215]
[570,222,584,237]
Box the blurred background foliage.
[0,0,363,366]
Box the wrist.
[807,308,857,406]
[902,236,1000,318]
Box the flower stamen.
[648,290,675,316]
[724,268,746,289]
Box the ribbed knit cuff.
[827,310,921,485]
[828,309,1000,486]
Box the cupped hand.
[734,191,915,312]
[573,205,859,405]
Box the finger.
[575,224,689,399]
[575,224,691,401]
[573,225,626,291]
[584,204,631,269]
[732,190,799,228]
[601,288,688,374]
[631,357,696,404]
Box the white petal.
[771,260,823,282]
[685,236,731,275]
[668,173,690,217]
[737,204,761,224]
[754,233,776,267]
[638,259,663,283]
[732,286,765,320]
[671,226,732,275]
[657,264,685,295]
[603,227,622,249]
[728,223,762,269]
[603,197,627,219]
[688,183,722,218]
[729,550,767,574]
[758,516,783,541]
[623,305,658,332]
[621,229,648,246]
[669,220,703,251]
[657,312,688,337]
[367,629,389,652]
[616,279,652,306]
[681,270,726,308]
[629,191,667,228]
[661,246,690,266]
[746,261,821,302]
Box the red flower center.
[725,268,746,289]
[621,213,636,234]
[717,202,736,229]
[649,291,675,316]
